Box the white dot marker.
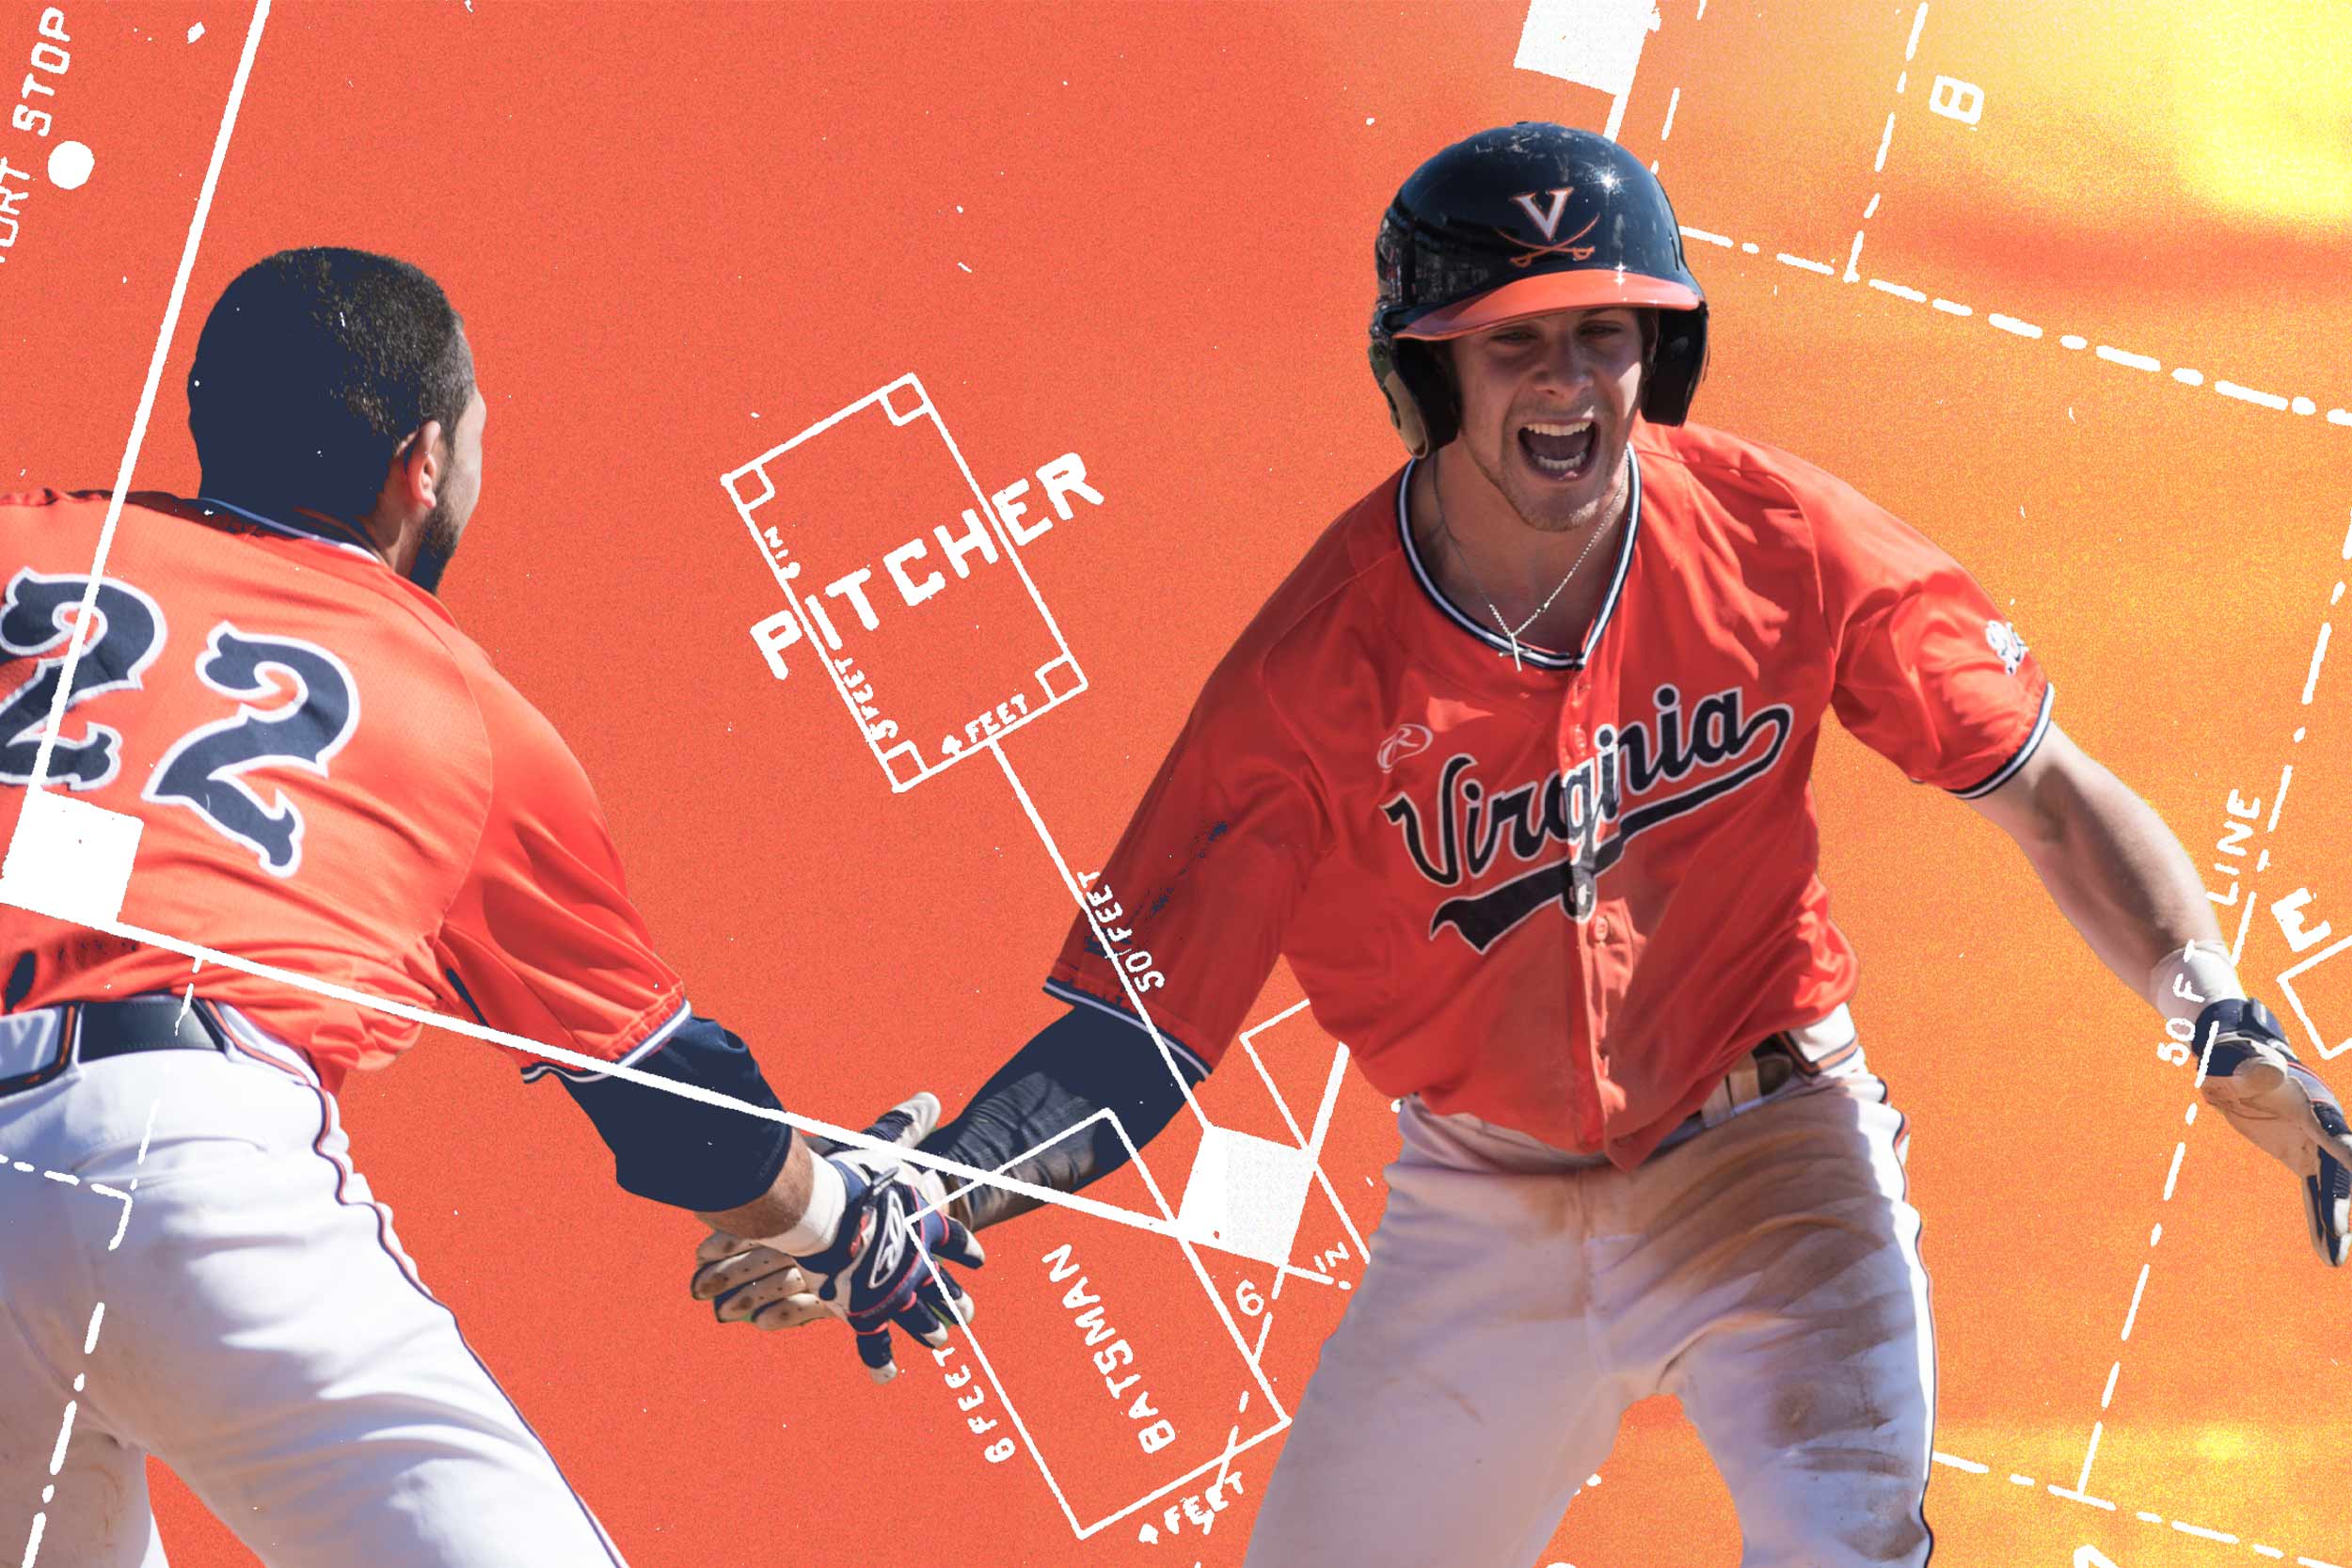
[47,141,95,191]
[2293,396,2317,416]
[2295,726,2307,742]
[188,21,205,41]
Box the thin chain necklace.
[1430,450,1608,672]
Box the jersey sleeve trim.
[1947,682,2057,800]
[518,997,693,1084]
[1041,978,1212,1081]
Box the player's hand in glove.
[691,1091,985,1383]
[690,1091,939,1332]
[794,1148,985,1385]
[2196,998,2352,1266]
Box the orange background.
[4,2,2348,1564]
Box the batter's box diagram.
[2276,927,2352,1062]
[911,1109,1292,1543]
[721,374,1088,792]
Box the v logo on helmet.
[1510,187,1575,241]
[1499,188,1598,268]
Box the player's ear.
[359,420,447,557]
[389,420,448,515]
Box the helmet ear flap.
[1369,337,1458,458]
[1639,303,1709,426]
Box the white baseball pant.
[1244,1028,1935,1568]
[0,1005,626,1567]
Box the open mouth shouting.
[1518,417,1597,483]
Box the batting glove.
[691,1092,985,1383]
[690,1092,938,1332]
[2196,998,2352,1266]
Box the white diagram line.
[1239,999,1311,1047]
[25,0,271,797]
[1068,1114,1293,1539]
[1301,1043,1349,1165]
[990,740,1214,1135]
[32,912,1213,1245]
[1213,1421,1242,1497]
[1238,1030,1373,1268]
[914,1108,1114,1223]
[911,1105,1295,1544]
[1931,1436,2349,1565]
[15,1089,165,1568]
[1692,216,2350,425]
[1270,1040,1353,1308]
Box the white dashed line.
[2218,380,2291,411]
[2096,345,2160,372]
[1775,252,1835,276]
[2175,1522,2242,1545]
[1868,278,1926,302]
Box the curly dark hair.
[188,247,474,521]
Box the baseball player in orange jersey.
[0,248,984,1566]
[696,125,2352,1565]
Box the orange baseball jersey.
[1048,422,2052,1166]
[0,490,687,1093]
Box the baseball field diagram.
[2,0,2346,1564]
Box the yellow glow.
[2190,1425,2256,1463]
[2169,2,2352,225]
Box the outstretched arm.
[1967,721,2352,1265]
[687,1004,1204,1376]
[920,1003,1206,1233]
[1963,721,2233,1017]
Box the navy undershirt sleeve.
[920,1003,1205,1232]
[549,1013,794,1212]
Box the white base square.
[1176,1125,1313,1268]
[1,791,143,927]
